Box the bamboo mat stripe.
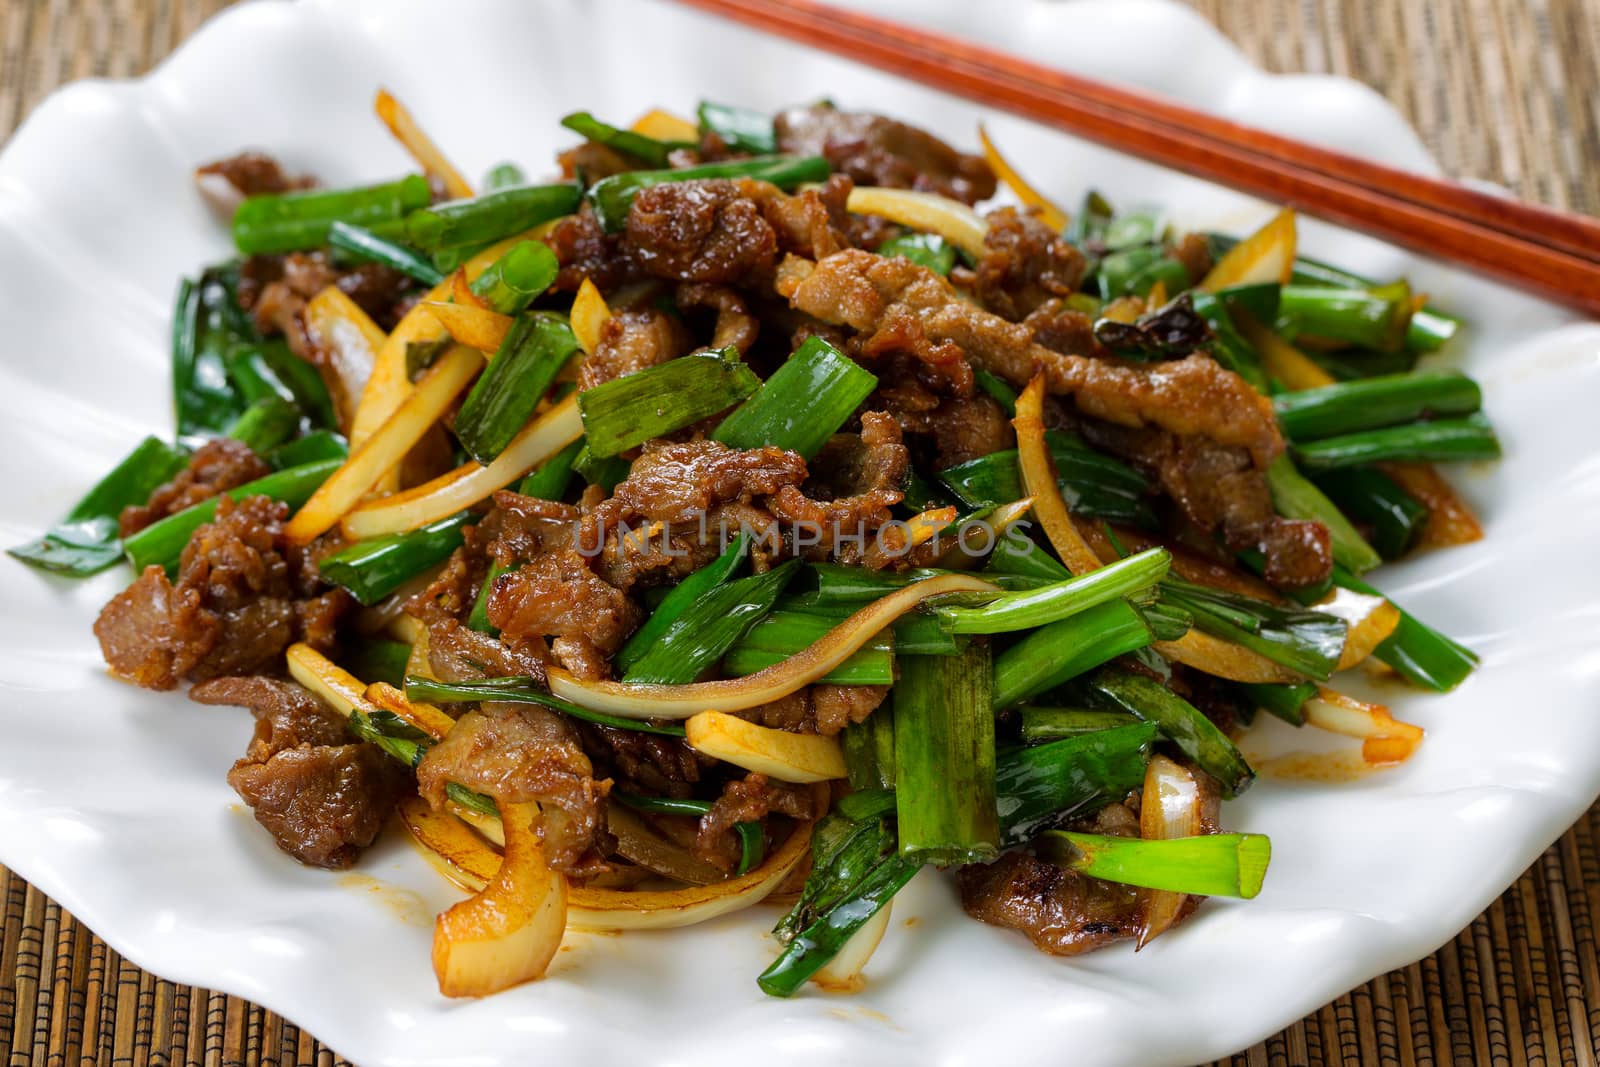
[2,2,1598,1065]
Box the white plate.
[1,1,1597,1064]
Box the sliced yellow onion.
[864,504,957,569]
[548,573,999,718]
[285,642,373,716]
[365,680,455,741]
[1154,630,1304,685]
[1015,374,1104,576]
[1381,462,1485,548]
[286,344,486,543]
[1201,207,1297,290]
[1313,587,1403,670]
[567,816,814,930]
[570,277,613,357]
[631,108,700,141]
[1304,688,1424,765]
[685,711,847,783]
[423,301,514,355]
[938,496,1035,569]
[432,799,567,997]
[1234,314,1337,391]
[303,286,385,435]
[977,124,1067,230]
[340,392,583,539]
[1136,754,1202,949]
[404,623,436,682]
[845,186,989,260]
[400,795,499,892]
[811,901,893,993]
[375,87,474,200]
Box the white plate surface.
[0,2,1597,1065]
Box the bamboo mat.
[1,1,1598,1064]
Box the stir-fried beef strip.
[737,684,890,736]
[580,303,693,390]
[415,704,606,874]
[695,772,816,870]
[952,206,1088,321]
[767,412,908,563]
[774,103,997,205]
[195,151,313,198]
[95,496,351,689]
[192,676,405,869]
[118,438,271,537]
[958,851,1144,955]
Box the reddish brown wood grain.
[670,0,1600,317]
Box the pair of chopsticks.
[668,0,1600,318]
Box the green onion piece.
[518,437,585,501]
[1266,454,1382,574]
[482,162,526,192]
[1274,371,1482,441]
[761,809,918,997]
[267,430,348,470]
[318,511,472,606]
[341,638,412,689]
[1333,566,1478,691]
[995,722,1157,843]
[992,599,1154,710]
[732,610,893,656]
[1294,414,1500,470]
[467,560,509,636]
[721,646,893,685]
[327,221,444,285]
[454,312,578,463]
[877,232,957,276]
[893,644,1000,864]
[1236,681,1317,726]
[1188,289,1269,392]
[431,240,498,274]
[842,710,896,791]
[232,175,432,255]
[697,101,777,154]
[615,536,749,673]
[1086,667,1255,797]
[405,182,582,252]
[466,240,559,315]
[623,559,801,684]
[937,430,1153,527]
[444,782,500,818]
[1018,707,1140,742]
[1137,599,1194,642]
[1277,284,1406,350]
[404,675,687,737]
[578,346,759,457]
[972,368,1019,415]
[223,339,339,433]
[570,444,631,493]
[347,708,426,769]
[984,529,1077,585]
[1312,467,1429,559]
[712,336,877,459]
[588,155,831,232]
[1039,830,1270,898]
[1065,189,1115,247]
[1160,574,1347,681]
[122,458,341,574]
[174,269,252,439]
[775,596,962,655]
[835,788,897,823]
[8,436,190,576]
[223,397,300,455]
[1216,282,1282,325]
[1095,245,1162,298]
[561,111,688,167]
[934,547,1169,634]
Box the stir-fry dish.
[11,93,1500,998]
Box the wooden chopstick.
[668,0,1600,317]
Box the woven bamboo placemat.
[1,1,1597,1064]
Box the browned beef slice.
[624,179,780,284]
[416,705,603,872]
[227,743,404,869]
[676,282,760,354]
[695,772,817,870]
[958,851,1142,955]
[912,393,1014,468]
[95,496,343,690]
[787,250,1284,468]
[423,618,549,684]
[774,104,996,205]
[604,438,810,526]
[241,251,411,364]
[190,676,347,757]
[547,205,637,293]
[581,724,704,799]
[195,152,312,197]
[737,683,889,736]
[486,550,639,654]
[768,412,906,562]
[580,305,692,390]
[1023,299,1108,359]
[119,439,271,537]
[954,207,1086,321]
[1081,422,1333,588]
